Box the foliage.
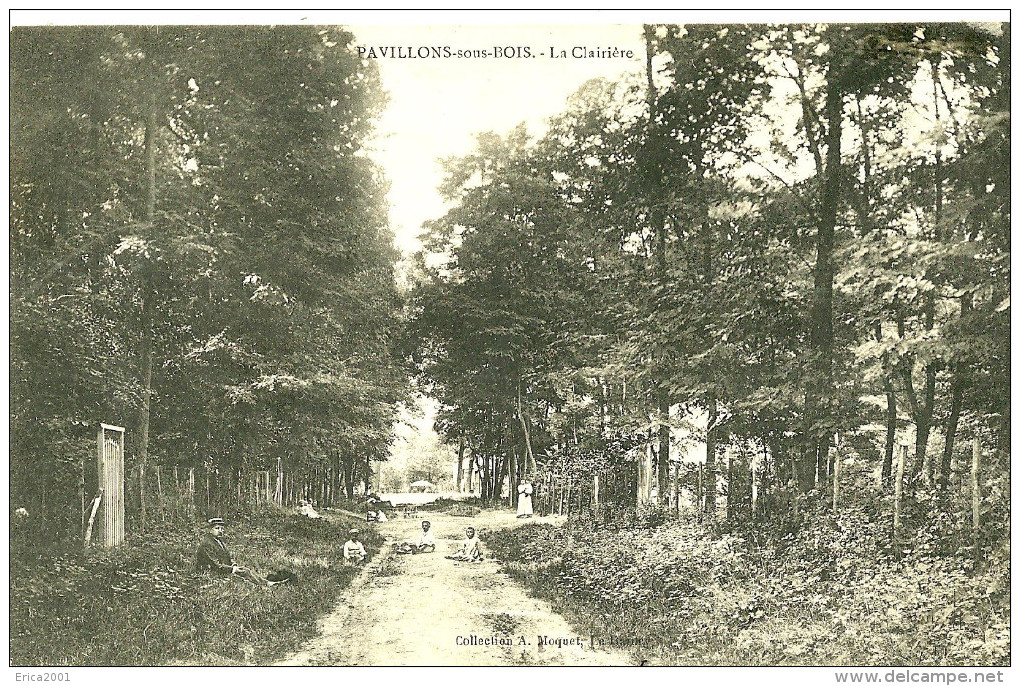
[386,405,457,491]
[9,509,382,665]
[407,21,1009,548]
[488,517,1008,665]
[10,26,410,534]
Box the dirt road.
[277,510,634,666]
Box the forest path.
[277,509,634,666]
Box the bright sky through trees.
[351,24,645,254]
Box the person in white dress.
[516,482,534,518]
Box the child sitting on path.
[445,526,483,562]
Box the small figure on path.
[343,529,367,565]
[394,520,436,555]
[516,483,534,518]
[446,526,483,562]
[196,517,284,586]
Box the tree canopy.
[11,26,411,532]
[408,23,1009,530]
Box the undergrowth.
[485,502,1010,666]
[10,508,381,666]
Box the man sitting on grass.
[196,517,287,586]
[445,526,483,563]
[343,529,367,565]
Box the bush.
[419,497,483,512]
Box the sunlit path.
[278,510,633,666]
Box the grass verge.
[10,508,382,665]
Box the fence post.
[276,458,283,505]
[156,465,164,521]
[751,461,759,519]
[138,462,145,532]
[971,437,982,535]
[832,444,841,512]
[79,459,86,543]
[893,444,906,542]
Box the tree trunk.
[914,412,932,484]
[644,26,672,501]
[725,448,734,520]
[916,358,937,484]
[657,393,670,502]
[704,397,717,518]
[136,88,159,529]
[917,66,945,486]
[455,436,465,492]
[495,448,510,504]
[517,383,537,475]
[364,452,371,495]
[801,64,843,493]
[479,455,491,501]
[344,458,355,499]
[509,449,519,508]
[796,399,816,493]
[895,309,934,487]
[939,367,965,497]
[882,375,897,486]
[697,463,704,519]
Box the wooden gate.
[95,423,125,548]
